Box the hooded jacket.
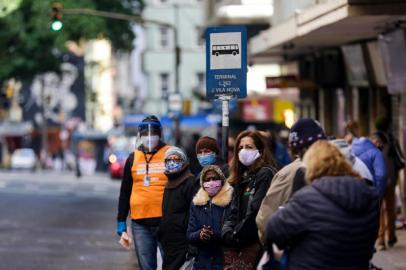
[187,180,233,270]
[195,156,229,185]
[352,138,387,197]
[267,176,380,270]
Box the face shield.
[138,122,161,153]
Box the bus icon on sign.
[212,44,239,56]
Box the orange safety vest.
[130,145,170,220]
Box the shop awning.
[71,130,108,141]
[123,114,221,130]
[249,0,406,58]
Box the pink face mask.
[203,180,223,197]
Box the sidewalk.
[0,169,121,198]
[372,228,406,270]
[0,169,116,184]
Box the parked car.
[108,150,128,179]
[11,148,37,171]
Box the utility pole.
[40,75,48,169]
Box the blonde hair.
[303,140,360,182]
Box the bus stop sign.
[206,26,247,100]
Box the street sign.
[206,26,247,100]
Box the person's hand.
[119,232,132,249]
[116,221,127,236]
[199,225,213,242]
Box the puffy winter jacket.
[267,176,379,270]
[187,182,233,270]
[352,138,387,197]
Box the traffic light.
[50,2,63,31]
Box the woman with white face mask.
[221,130,278,269]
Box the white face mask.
[141,135,160,152]
[238,149,261,166]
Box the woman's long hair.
[228,130,276,185]
[303,140,360,182]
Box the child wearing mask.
[187,165,233,270]
[158,146,196,270]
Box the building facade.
[250,0,406,138]
[140,0,206,115]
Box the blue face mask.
[197,152,216,166]
[165,160,183,173]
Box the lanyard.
[143,151,157,176]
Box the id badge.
[143,175,150,187]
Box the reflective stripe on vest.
[130,145,170,220]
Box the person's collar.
[193,181,233,207]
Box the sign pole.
[220,96,230,162]
[205,26,247,162]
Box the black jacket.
[222,166,276,248]
[158,165,196,270]
[267,176,380,270]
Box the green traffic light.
[51,20,63,31]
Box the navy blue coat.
[267,176,379,270]
[187,182,233,270]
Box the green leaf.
[0,0,143,81]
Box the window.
[196,26,204,47]
[159,27,170,48]
[160,73,170,98]
[197,72,205,87]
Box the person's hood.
[199,165,226,186]
[312,176,379,212]
[352,137,376,156]
[193,181,233,207]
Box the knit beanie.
[164,146,188,162]
[199,165,226,186]
[196,136,219,154]
[289,119,326,152]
